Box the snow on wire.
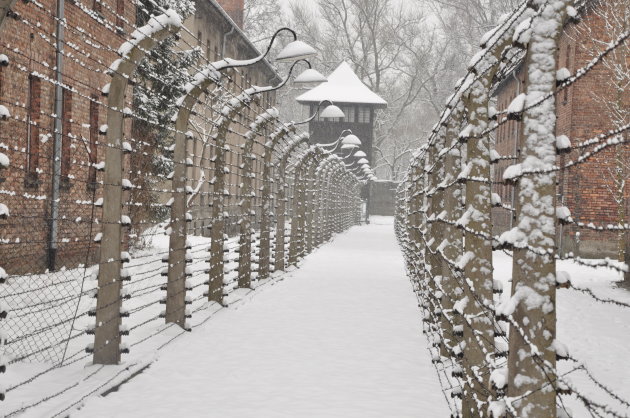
[0,2,364,415]
[395,0,630,417]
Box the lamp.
[276,40,318,62]
[213,28,318,72]
[342,134,362,147]
[294,68,328,84]
[320,104,345,118]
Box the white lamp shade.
[354,151,367,158]
[320,104,345,119]
[294,68,327,84]
[276,40,318,62]
[357,158,369,165]
[342,134,362,146]
[341,143,358,150]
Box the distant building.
[296,62,387,166]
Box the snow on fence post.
[424,128,446,355]
[502,2,572,415]
[327,165,342,240]
[440,103,465,367]
[405,157,422,286]
[93,12,182,365]
[459,75,498,414]
[454,8,535,409]
[342,174,355,230]
[207,84,276,305]
[313,157,333,248]
[340,175,350,231]
[258,125,297,279]
[303,150,325,255]
[165,65,222,329]
[334,168,343,234]
[238,108,279,289]
[0,97,9,401]
[288,149,315,265]
[274,136,307,271]
[321,164,333,243]
[275,138,306,271]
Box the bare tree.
[243,0,289,49]
[287,0,443,180]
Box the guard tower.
[296,62,387,165]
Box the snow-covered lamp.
[354,151,367,158]
[276,40,318,62]
[342,134,362,147]
[294,68,328,84]
[357,158,369,165]
[320,104,345,119]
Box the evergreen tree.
[130,0,200,241]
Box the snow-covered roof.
[296,62,388,108]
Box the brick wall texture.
[493,4,630,258]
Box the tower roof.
[296,62,388,108]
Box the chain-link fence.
[0,1,364,414]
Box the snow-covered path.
[75,217,448,418]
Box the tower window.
[358,107,371,124]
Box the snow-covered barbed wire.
[395,0,630,416]
[0,1,364,413]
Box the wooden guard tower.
[296,61,387,165]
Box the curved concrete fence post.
[288,148,317,265]
[164,63,223,328]
[273,136,309,271]
[258,124,296,280]
[238,108,279,288]
[94,11,183,365]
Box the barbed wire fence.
[0,1,364,415]
[395,0,629,417]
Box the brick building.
[181,0,280,237]
[0,0,279,274]
[492,1,630,258]
[0,0,136,273]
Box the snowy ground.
[493,252,630,417]
[5,217,629,417]
[72,217,449,418]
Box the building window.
[93,0,102,14]
[61,88,73,179]
[26,75,41,178]
[88,95,99,187]
[358,107,371,124]
[341,106,355,123]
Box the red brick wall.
[0,0,135,273]
[216,0,244,28]
[492,4,630,258]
